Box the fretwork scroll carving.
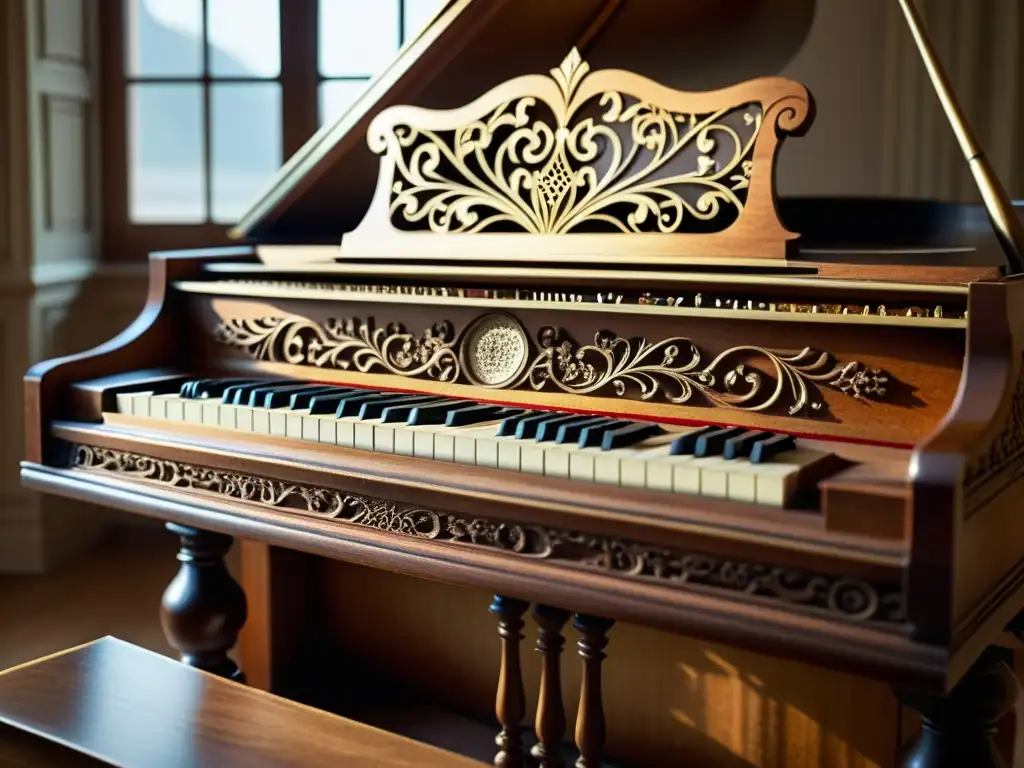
[342,48,814,262]
[212,313,889,418]
[70,444,905,625]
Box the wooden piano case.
[21,1,1024,767]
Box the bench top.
[0,637,487,768]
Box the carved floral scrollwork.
[529,327,889,415]
[72,445,345,515]
[378,48,770,236]
[71,444,905,625]
[212,315,890,417]
[213,316,461,382]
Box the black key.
[247,382,302,407]
[669,426,717,455]
[723,430,775,460]
[264,384,329,409]
[750,434,797,464]
[180,379,213,398]
[306,389,364,414]
[496,410,541,437]
[379,397,449,424]
[601,422,665,450]
[225,379,293,404]
[536,414,591,442]
[514,412,562,440]
[407,400,478,426]
[577,419,631,448]
[193,379,256,399]
[335,392,392,417]
[358,394,437,420]
[289,386,343,410]
[694,426,747,458]
[555,416,613,445]
[447,405,520,427]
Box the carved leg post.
[896,647,1018,768]
[573,614,614,768]
[491,595,530,768]
[160,523,248,682]
[531,605,572,768]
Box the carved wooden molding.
[342,48,814,262]
[964,354,1024,502]
[69,444,905,624]
[212,313,889,417]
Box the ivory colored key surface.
[110,383,835,508]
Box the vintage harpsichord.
[21,1,1024,764]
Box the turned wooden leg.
[531,605,571,768]
[160,523,248,682]
[490,595,529,768]
[573,614,614,768]
[897,647,1018,768]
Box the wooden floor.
[0,523,232,672]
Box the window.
[102,0,446,258]
[319,0,445,126]
[125,0,283,224]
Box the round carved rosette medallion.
[461,313,530,387]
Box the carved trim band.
[69,444,906,625]
[212,313,889,417]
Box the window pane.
[207,0,280,77]
[402,0,448,41]
[129,84,205,222]
[126,0,202,76]
[211,83,282,223]
[319,80,370,126]
[319,0,399,77]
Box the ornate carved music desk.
[22,1,1024,766]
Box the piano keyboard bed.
[110,377,846,509]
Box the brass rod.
[897,0,1024,275]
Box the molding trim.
[69,442,908,625]
[212,313,890,417]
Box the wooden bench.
[0,636,487,767]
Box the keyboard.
[109,375,841,509]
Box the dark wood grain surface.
[0,637,486,768]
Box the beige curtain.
[882,0,1023,200]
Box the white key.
[751,448,830,507]
[235,407,254,433]
[218,404,238,430]
[201,401,219,426]
[148,394,169,420]
[183,399,202,424]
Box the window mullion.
[280,0,319,157]
[201,0,213,223]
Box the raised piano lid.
[230,0,819,260]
